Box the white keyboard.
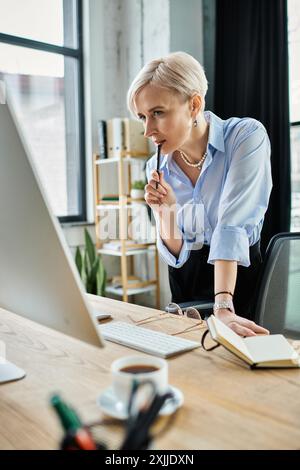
[100,321,201,358]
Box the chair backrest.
[254,232,300,339]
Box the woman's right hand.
[144,170,176,213]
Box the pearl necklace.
[178,149,207,170]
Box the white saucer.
[97,385,184,420]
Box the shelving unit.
[93,152,160,307]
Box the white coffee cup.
[111,355,168,407]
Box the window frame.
[0,0,86,223]
[290,121,300,232]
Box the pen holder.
[51,388,176,451]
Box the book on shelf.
[107,118,126,158]
[101,195,119,201]
[206,315,300,368]
[105,118,149,159]
[97,120,107,159]
[123,118,149,156]
[101,240,138,251]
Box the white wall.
[63,0,204,310]
[170,0,204,62]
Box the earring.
[193,119,198,127]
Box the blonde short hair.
[127,51,208,116]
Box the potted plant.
[130,179,146,200]
[75,228,107,296]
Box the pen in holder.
[50,394,106,450]
[120,379,176,450]
[155,143,162,189]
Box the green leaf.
[86,258,99,295]
[102,269,107,296]
[84,248,91,276]
[90,257,100,283]
[86,279,93,294]
[75,247,82,275]
[81,251,88,289]
[131,179,146,190]
[74,230,107,296]
[96,258,105,296]
[85,228,95,267]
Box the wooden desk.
[0,294,300,450]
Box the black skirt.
[168,241,262,321]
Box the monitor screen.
[0,96,104,348]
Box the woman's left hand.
[214,309,270,337]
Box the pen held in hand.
[155,143,162,189]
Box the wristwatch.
[213,300,234,313]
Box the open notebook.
[206,315,300,368]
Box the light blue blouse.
[146,111,273,268]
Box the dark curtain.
[214,0,291,254]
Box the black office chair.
[174,299,213,319]
[252,232,300,339]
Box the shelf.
[127,198,146,203]
[97,199,120,205]
[96,204,130,210]
[93,144,160,308]
[95,155,149,165]
[96,200,147,210]
[98,247,155,256]
[105,284,157,296]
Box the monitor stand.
[0,361,26,384]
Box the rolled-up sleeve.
[146,160,191,268]
[155,220,191,268]
[208,123,272,267]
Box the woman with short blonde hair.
[127,51,272,337]
[127,51,208,114]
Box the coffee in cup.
[119,364,159,374]
[111,355,168,407]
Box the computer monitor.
[0,96,105,363]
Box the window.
[0,0,86,222]
[288,0,300,231]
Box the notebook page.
[244,334,298,363]
[209,316,253,361]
